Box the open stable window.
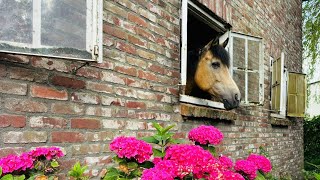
[230,32,264,105]
[180,0,231,109]
[0,0,103,62]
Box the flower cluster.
[235,160,258,180]
[0,147,64,175]
[29,147,64,160]
[188,125,224,145]
[247,154,272,173]
[109,136,153,163]
[0,153,33,174]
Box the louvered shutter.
[287,72,306,117]
[271,57,281,111]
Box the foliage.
[304,115,320,171]
[68,162,89,180]
[103,123,274,180]
[303,0,320,81]
[0,147,64,179]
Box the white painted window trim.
[180,0,227,109]
[0,0,103,63]
[230,32,264,105]
[270,52,287,119]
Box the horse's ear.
[221,38,229,48]
[204,37,219,51]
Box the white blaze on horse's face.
[194,38,241,110]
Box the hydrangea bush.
[0,147,64,179]
[103,123,273,180]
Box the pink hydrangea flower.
[219,155,233,169]
[222,170,245,180]
[29,147,64,160]
[164,144,220,179]
[188,125,224,145]
[0,153,33,174]
[247,154,272,173]
[141,167,174,180]
[235,160,258,180]
[109,136,152,163]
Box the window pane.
[248,40,260,71]
[248,72,260,102]
[0,0,33,44]
[233,70,245,100]
[232,37,245,68]
[41,0,87,50]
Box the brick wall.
[0,0,303,179]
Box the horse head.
[193,36,241,110]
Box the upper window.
[0,0,103,62]
[230,33,264,105]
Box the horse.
[185,35,241,110]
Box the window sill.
[270,116,292,126]
[180,103,237,121]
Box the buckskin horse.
[185,35,241,110]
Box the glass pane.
[233,70,245,100]
[232,37,245,68]
[248,40,260,71]
[248,72,259,102]
[41,0,87,50]
[0,0,33,44]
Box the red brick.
[31,57,69,72]
[86,81,114,94]
[8,67,48,82]
[51,102,85,115]
[0,80,27,95]
[30,85,68,100]
[76,66,101,79]
[3,131,47,143]
[71,92,100,104]
[101,71,126,85]
[91,61,114,70]
[103,24,127,40]
[0,53,30,64]
[86,107,112,117]
[51,132,85,143]
[126,101,146,109]
[138,70,158,82]
[101,96,125,106]
[114,63,137,76]
[86,131,115,142]
[0,114,26,128]
[128,13,148,27]
[137,49,156,60]
[128,34,148,48]
[29,116,68,128]
[71,118,101,129]
[0,147,26,157]
[5,98,48,113]
[116,41,137,54]
[51,75,86,89]
[135,27,155,41]
[71,144,101,155]
[148,64,165,74]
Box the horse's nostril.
[235,94,239,101]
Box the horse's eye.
[211,62,220,69]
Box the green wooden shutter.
[271,57,282,112]
[287,72,306,117]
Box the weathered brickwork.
[0,0,303,179]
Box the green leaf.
[152,123,163,134]
[314,172,320,180]
[130,169,142,177]
[171,138,185,144]
[153,135,163,142]
[50,159,59,168]
[0,167,2,176]
[208,146,217,157]
[127,162,138,169]
[255,171,266,180]
[103,168,120,180]
[141,136,159,144]
[139,161,154,169]
[161,124,175,134]
[152,148,164,157]
[113,156,126,164]
[1,174,13,180]
[13,175,25,180]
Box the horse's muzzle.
[222,93,240,110]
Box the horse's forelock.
[209,45,230,67]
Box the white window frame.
[270,52,288,119]
[180,0,230,109]
[229,32,264,105]
[0,0,103,63]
